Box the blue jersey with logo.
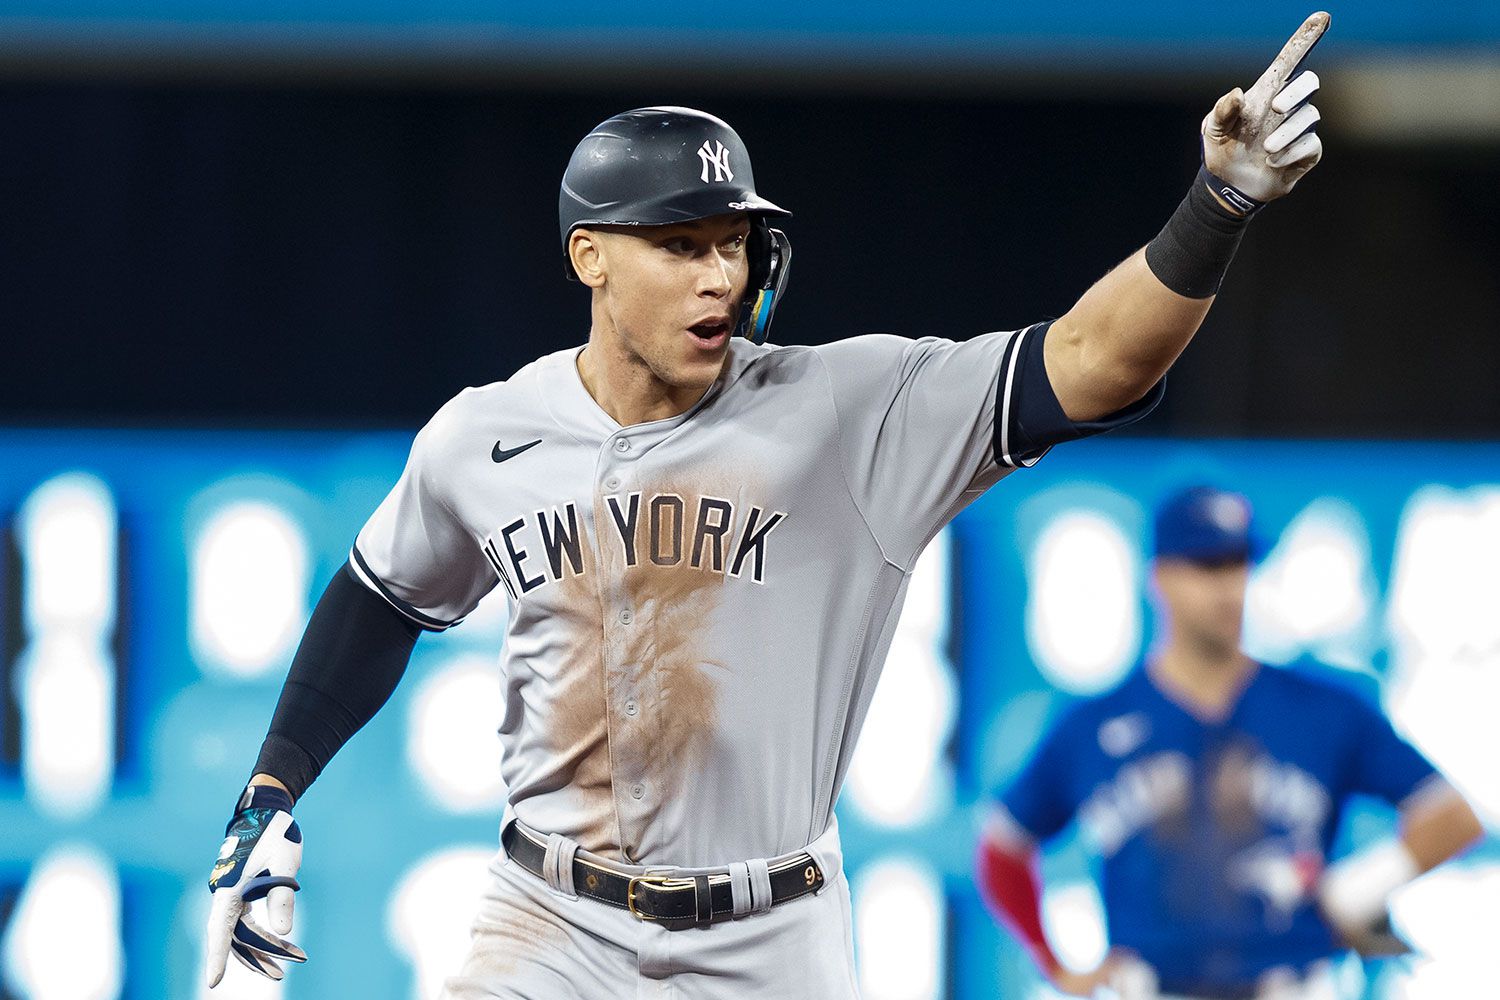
[999,663,1437,995]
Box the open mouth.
[687,320,731,348]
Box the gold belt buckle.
[626,873,694,921]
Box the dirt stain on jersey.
[536,548,620,858]
[618,542,727,783]
[522,474,746,861]
[593,475,734,859]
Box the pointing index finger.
[1251,12,1331,98]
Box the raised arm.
[1045,12,1330,422]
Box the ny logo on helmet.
[697,140,734,184]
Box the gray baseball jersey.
[350,324,1150,867]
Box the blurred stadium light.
[1244,497,1379,672]
[17,472,116,634]
[387,847,495,1000]
[1,845,123,1000]
[847,530,957,827]
[1385,487,1500,825]
[1025,506,1141,695]
[190,497,310,678]
[15,473,117,820]
[1388,862,1500,1000]
[15,633,114,821]
[405,653,508,814]
[853,858,945,1000]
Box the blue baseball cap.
[1152,485,1265,563]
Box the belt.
[501,821,825,930]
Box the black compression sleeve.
[251,563,421,800]
[1144,167,1253,299]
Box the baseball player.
[205,14,1336,997]
[977,484,1486,1000]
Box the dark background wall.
[3,76,1497,436]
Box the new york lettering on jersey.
[484,490,787,599]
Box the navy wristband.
[235,783,295,817]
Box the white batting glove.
[205,784,308,987]
[1201,11,1330,215]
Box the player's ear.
[569,229,607,288]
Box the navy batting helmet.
[559,106,792,345]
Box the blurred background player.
[977,484,1485,999]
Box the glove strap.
[240,874,301,903]
[1198,165,1265,218]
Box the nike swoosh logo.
[492,439,541,463]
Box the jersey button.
[619,609,634,625]
[631,783,645,799]
[625,701,638,717]
[614,439,631,453]
[605,477,621,490]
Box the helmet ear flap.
[735,222,792,345]
[745,219,773,291]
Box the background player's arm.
[977,810,1059,976]
[1398,779,1485,872]
[1321,778,1485,952]
[976,705,1144,997]
[1319,677,1487,955]
[978,809,1142,997]
[1044,13,1328,422]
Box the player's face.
[587,214,752,393]
[1153,557,1250,657]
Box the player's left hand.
[204,783,308,987]
[1339,916,1415,959]
[1201,11,1330,215]
[1048,949,1157,999]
